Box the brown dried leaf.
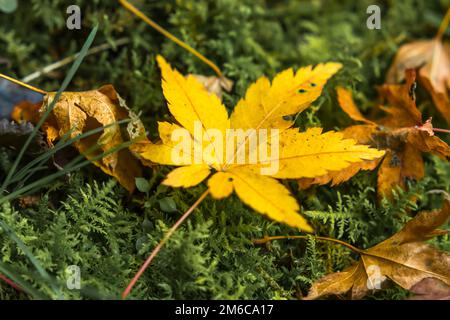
[409,278,450,300]
[189,74,233,99]
[380,69,423,128]
[305,71,450,199]
[377,146,424,198]
[387,37,450,124]
[407,129,450,160]
[18,195,41,208]
[305,200,450,300]
[40,85,148,192]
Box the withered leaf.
[305,200,450,300]
[377,70,449,196]
[409,277,450,300]
[38,85,148,192]
[299,70,450,198]
[386,18,450,124]
[189,74,233,99]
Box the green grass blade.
[10,119,130,185]
[0,262,48,299]
[0,140,133,205]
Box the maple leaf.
[13,85,149,192]
[138,55,384,232]
[305,199,450,300]
[386,8,450,124]
[299,70,450,198]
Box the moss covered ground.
[0,0,449,300]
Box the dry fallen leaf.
[378,70,450,197]
[305,200,450,300]
[45,84,149,192]
[386,9,450,124]
[299,70,450,198]
[190,74,233,99]
[409,277,450,300]
[138,55,384,232]
[13,84,149,192]
[18,194,41,208]
[11,100,41,124]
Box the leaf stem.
[433,127,450,134]
[0,73,47,95]
[253,235,363,254]
[436,8,450,40]
[122,188,210,299]
[118,0,223,78]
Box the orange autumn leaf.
[299,70,450,198]
[386,9,450,124]
[377,70,450,196]
[335,87,376,126]
[305,200,450,300]
[11,100,42,124]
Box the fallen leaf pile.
[137,55,384,232]
[299,69,450,198]
[305,199,450,300]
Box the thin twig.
[433,127,450,134]
[122,189,210,299]
[118,0,224,78]
[21,38,130,83]
[436,8,450,40]
[253,235,363,254]
[0,73,47,95]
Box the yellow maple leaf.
[139,56,385,232]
